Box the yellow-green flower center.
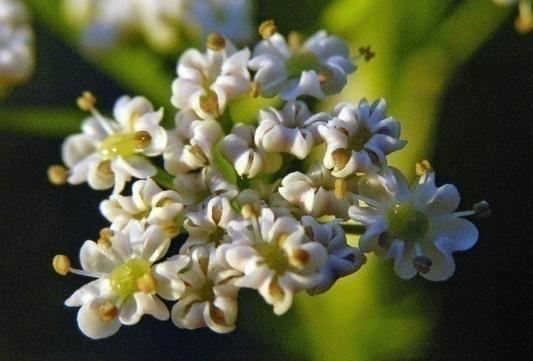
[387,203,429,242]
[100,132,137,160]
[197,280,216,301]
[255,242,291,275]
[285,50,321,78]
[348,127,372,151]
[109,258,151,298]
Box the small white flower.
[0,0,33,88]
[255,101,329,159]
[217,208,327,315]
[63,222,180,339]
[62,95,167,193]
[301,216,366,294]
[163,110,223,175]
[172,165,239,207]
[348,166,479,281]
[220,123,282,178]
[278,163,357,219]
[236,179,297,218]
[100,178,184,238]
[189,0,254,46]
[169,247,241,333]
[181,196,238,254]
[249,30,355,100]
[171,36,251,120]
[318,99,406,178]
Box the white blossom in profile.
[0,0,33,89]
[278,163,357,219]
[249,29,355,100]
[163,110,223,175]
[171,34,251,120]
[61,94,167,193]
[217,208,327,315]
[301,216,366,294]
[220,123,282,178]
[348,165,479,281]
[255,101,329,159]
[319,99,406,178]
[100,178,184,238]
[169,247,241,333]
[58,222,181,339]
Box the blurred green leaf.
[0,107,81,136]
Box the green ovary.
[285,51,322,78]
[255,242,291,275]
[387,203,429,242]
[100,132,137,160]
[110,258,151,298]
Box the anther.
[288,31,304,51]
[415,160,433,176]
[332,148,350,169]
[133,131,152,150]
[189,144,208,164]
[53,254,71,276]
[136,273,157,294]
[248,81,260,98]
[97,160,113,176]
[334,178,347,199]
[268,278,284,301]
[413,255,432,274]
[472,200,491,219]
[98,302,118,322]
[291,249,309,268]
[47,165,68,186]
[76,91,96,112]
[258,20,277,39]
[358,46,375,62]
[206,33,226,51]
[212,206,223,225]
[241,203,261,219]
[199,92,221,118]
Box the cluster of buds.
[0,0,34,91]
[63,0,254,53]
[51,21,488,339]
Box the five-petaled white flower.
[62,95,167,193]
[217,208,327,315]
[318,99,406,178]
[171,35,251,120]
[163,110,223,175]
[0,0,33,88]
[63,222,179,339]
[249,30,355,100]
[255,101,329,159]
[100,178,184,238]
[181,196,238,254]
[348,166,479,281]
[301,216,366,294]
[220,123,282,178]
[166,247,241,333]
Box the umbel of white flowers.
[50,20,489,339]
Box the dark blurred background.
[1,2,532,360]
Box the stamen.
[258,20,277,39]
[53,255,71,276]
[98,302,118,322]
[189,144,209,164]
[332,148,350,169]
[472,200,491,219]
[288,31,304,51]
[290,249,309,268]
[334,178,347,199]
[47,165,68,186]
[133,131,152,150]
[76,91,96,112]
[268,278,284,301]
[136,273,157,294]
[206,33,226,51]
[211,206,223,225]
[241,203,261,219]
[248,81,260,98]
[415,160,433,176]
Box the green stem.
[153,167,175,190]
[0,107,82,136]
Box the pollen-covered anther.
[332,148,350,169]
[241,203,261,219]
[206,33,226,51]
[133,131,152,150]
[97,160,113,176]
[473,200,491,219]
[199,92,221,118]
[53,255,71,276]
[413,255,432,274]
[47,165,68,186]
[76,91,97,112]
[415,160,433,176]
[258,20,277,39]
[136,273,157,294]
[248,81,260,98]
[98,302,118,322]
[334,178,347,199]
[288,31,304,51]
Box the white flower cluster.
[494,0,533,33]
[63,0,254,53]
[0,0,34,90]
[51,22,487,339]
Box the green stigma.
[100,132,137,160]
[387,203,429,242]
[285,50,322,78]
[110,258,151,298]
[255,242,291,275]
